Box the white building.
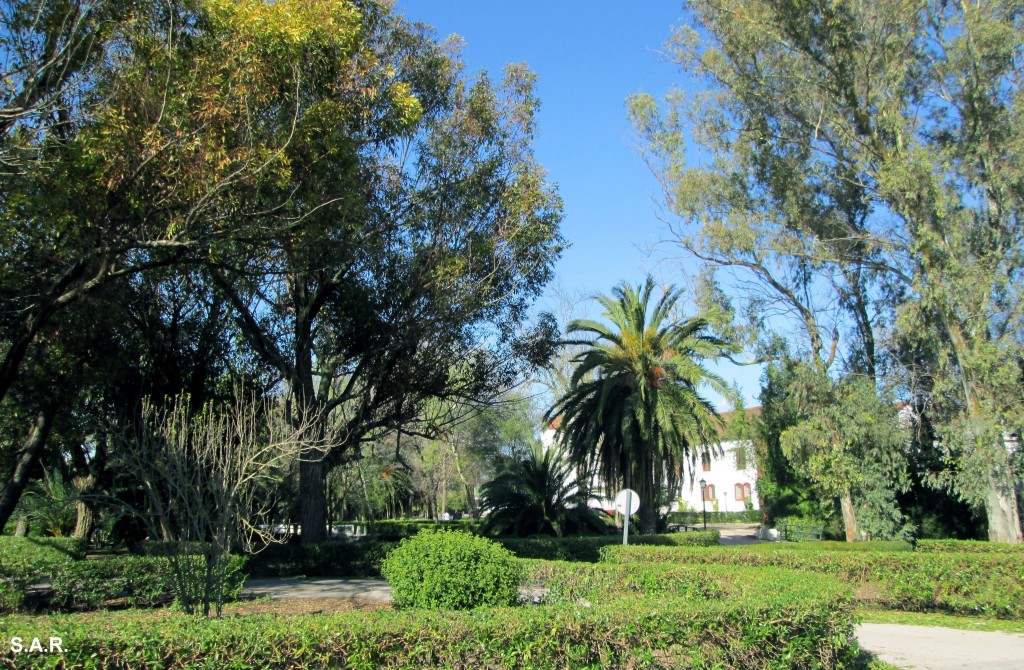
[541,408,761,515]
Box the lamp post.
[699,478,707,530]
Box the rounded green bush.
[381,529,523,610]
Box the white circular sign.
[614,488,640,515]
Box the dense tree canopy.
[631,0,1024,542]
[0,0,563,540]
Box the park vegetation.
[1,0,1023,667]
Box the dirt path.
[856,623,1024,669]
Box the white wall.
[675,440,760,514]
[540,428,760,514]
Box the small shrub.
[381,529,523,610]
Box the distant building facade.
[541,408,761,515]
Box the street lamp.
[699,478,707,530]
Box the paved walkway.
[857,623,1024,670]
[243,577,392,602]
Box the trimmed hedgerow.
[381,530,522,610]
[747,540,913,553]
[916,539,1024,554]
[495,531,720,562]
[602,544,1024,619]
[668,509,762,524]
[2,563,858,669]
[245,540,398,578]
[370,519,477,540]
[243,532,721,578]
[47,555,247,611]
[0,538,87,612]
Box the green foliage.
[47,556,236,610]
[667,509,761,524]
[381,530,523,610]
[0,537,85,611]
[632,0,1024,542]
[0,540,245,613]
[603,545,1024,619]
[548,276,731,534]
[916,539,1024,554]
[16,468,78,537]
[496,531,720,562]
[480,442,609,537]
[749,541,913,553]
[2,559,858,669]
[244,540,398,579]
[780,371,912,540]
[369,519,477,541]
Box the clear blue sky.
[398,2,764,407]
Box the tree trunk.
[299,459,327,543]
[840,490,858,542]
[448,441,478,519]
[13,515,29,536]
[0,404,58,532]
[985,470,1024,544]
[638,503,657,534]
[73,473,96,540]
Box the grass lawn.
[858,608,1024,635]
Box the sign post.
[614,488,640,545]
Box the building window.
[735,448,747,470]
[743,483,752,501]
[701,453,711,472]
[704,483,716,501]
[734,483,744,500]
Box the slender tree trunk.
[357,463,375,531]
[448,441,478,519]
[0,404,59,532]
[13,515,29,536]
[840,489,858,542]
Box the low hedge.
[668,509,762,524]
[495,531,720,562]
[748,540,913,553]
[2,562,858,669]
[244,533,721,577]
[245,540,398,578]
[0,538,87,612]
[370,519,477,540]
[916,539,1024,553]
[48,555,246,610]
[602,544,1024,619]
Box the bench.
[668,523,701,533]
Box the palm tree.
[479,441,609,537]
[547,276,729,533]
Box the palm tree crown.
[547,276,729,533]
